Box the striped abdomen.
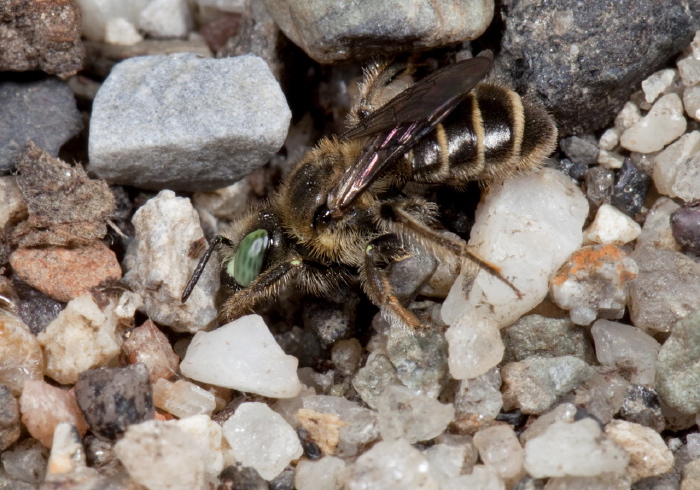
[405,84,557,184]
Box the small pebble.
[636,197,682,251]
[120,320,179,382]
[295,456,346,490]
[115,420,207,490]
[222,402,303,481]
[139,0,193,39]
[683,459,700,490]
[598,128,620,151]
[524,418,629,478]
[376,385,454,443]
[641,68,677,104]
[584,166,614,208]
[441,465,504,490]
[351,353,401,409]
[74,0,150,41]
[584,204,642,245]
[104,17,143,45]
[45,422,90,479]
[671,154,700,202]
[614,101,642,131]
[473,425,525,480]
[153,378,216,418]
[574,370,630,425]
[444,314,505,380]
[683,85,700,121]
[9,241,122,303]
[629,246,700,334]
[597,149,625,169]
[0,310,44,394]
[591,319,660,385]
[295,408,348,456]
[656,309,700,414]
[605,419,674,482]
[75,364,154,440]
[180,314,302,398]
[671,200,700,253]
[89,54,290,192]
[423,437,474,485]
[0,176,27,230]
[620,93,687,153]
[0,385,20,451]
[678,55,700,87]
[1,438,47,484]
[501,356,594,414]
[454,368,503,421]
[550,244,638,325]
[653,131,700,198]
[345,439,438,490]
[330,338,363,376]
[619,385,665,433]
[611,158,651,218]
[18,380,88,448]
[37,292,123,385]
[168,414,224,481]
[302,294,358,348]
[123,190,218,333]
[560,136,599,165]
[519,403,577,446]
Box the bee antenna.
[181,235,226,303]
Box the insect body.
[183,53,557,328]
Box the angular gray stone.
[263,0,494,63]
[0,78,82,172]
[89,53,290,191]
[629,246,700,333]
[0,385,20,451]
[75,364,155,440]
[656,309,700,414]
[352,353,401,410]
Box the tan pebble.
[120,320,179,383]
[9,241,121,302]
[0,310,44,395]
[296,408,349,456]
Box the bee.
[182,52,557,328]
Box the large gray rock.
[0,78,82,172]
[495,0,699,136]
[89,53,290,191]
[263,0,494,63]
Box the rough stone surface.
[656,309,700,414]
[619,385,665,433]
[75,364,154,440]
[295,456,346,490]
[222,402,303,481]
[351,353,401,410]
[453,368,503,422]
[120,320,180,383]
[502,314,596,364]
[167,414,224,482]
[0,310,44,395]
[89,54,290,192]
[591,319,660,385]
[0,79,82,172]
[0,0,85,77]
[629,246,700,334]
[550,244,637,326]
[501,356,594,414]
[605,419,674,482]
[636,197,682,251]
[9,242,122,303]
[115,420,207,490]
[18,380,88,448]
[584,204,642,245]
[653,131,700,199]
[524,418,629,478]
[181,314,301,398]
[37,292,123,385]
[74,0,151,41]
[0,385,20,451]
[123,190,218,333]
[1,438,48,485]
[345,439,438,490]
[620,93,687,153]
[153,378,216,418]
[264,0,493,63]
[474,425,524,481]
[376,386,454,444]
[610,159,651,218]
[494,0,699,136]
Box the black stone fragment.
[217,465,267,490]
[671,200,700,254]
[297,427,322,460]
[496,408,527,431]
[269,468,294,490]
[618,385,665,433]
[75,364,154,440]
[611,158,651,218]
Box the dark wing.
[326,54,493,216]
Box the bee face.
[184,52,557,328]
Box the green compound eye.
[227,229,270,287]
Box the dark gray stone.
[0,386,19,451]
[0,78,82,172]
[560,136,599,166]
[611,159,651,219]
[619,385,665,433]
[671,200,700,254]
[495,0,699,136]
[74,364,154,440]
[0,438,46,484]
[585,166,614,209]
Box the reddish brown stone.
[120,320,179,383]
[0,0,85,77]
[10,241,122,302]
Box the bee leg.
[379,202,523,299]
[360,234,424,330]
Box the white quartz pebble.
[222,402,303,481]
[181,315,302,398]
[139,0,193,39]
[620,93,687,153]
[524,419,629,478]
[104,17,143,45]
[441,168,588,379]
[168,415,224,482]
[377,386,454,443]
[641,68,677,104]
[473,425,524,480]
[295,456,346,490]
[584,204,641,245]
[153,378,217,418]
[605,419,673,482]
[653,131,700,198]
[683,86,700,121]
